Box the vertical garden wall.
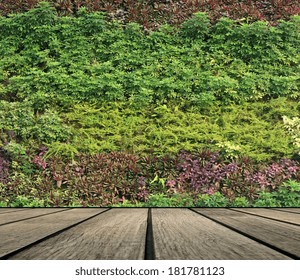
[0,2,299,206]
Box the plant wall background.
[0,2,299,206]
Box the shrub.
[110,199,144,207]
[180,12,210,40]
[230,196,250,207]
[9,195,49,207]
[39,152,148,206]
[1,148,300,206]
[1,1,299,28]
[1,7,299,108]
[0,101,71,143]
[145,193,195,207]
[0,5,299,207]
[275,180,300,207]
[254,180,300,207]
[0,150,10,185]
[197,192,229,207]
[3,141,36,176]
[283,116,300,155]
[62,100,299,161]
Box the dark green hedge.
[0,4,299,110]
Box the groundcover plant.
[0,2,299,207]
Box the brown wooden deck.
[0,208,299,260]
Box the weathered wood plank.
[0,208,69,226]
[0,208,106,258]
[231,208,300,226]
[151,208,290,260]
[0,209,29,214]
[193,208,300,258]
[8,208,148,260]
[272,208,300,214]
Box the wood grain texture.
[231,208,300,226]
[194,208,300,258]
[151,208,290,260]
[0,209,29,214]
[0,208,69,226]
[8,208,148,260]
[0,208,106,258]
[272,208,300,214]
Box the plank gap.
[0,209,30,215]
[189,208,299,260]
[269,208,300,215]
[229,208,300,227]
[0,208,71,226]
[144,208,155,260]
[0,208,110,260]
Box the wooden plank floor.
[0,208,299,260]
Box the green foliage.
[2,141,35,175]
[0,101,71,143]
[3,141,27,159]
[254,180,300,207]
[45,142,78,162]
[216,141,241,161]
[194,180,300,207]
[1,7,299,108]
[275,180,300,207]
[180,12,210,40]
[145,193,194,207]
[1,6,300,207]
[8,195,49,207]
[0,101,36,142]
[0,192,85,207]
[197,192,230,207]
[0,201,8,207]
[283,116,300,155]
[62,100,298,161]
[106,181,300,207]
[253,192,279,207]
[110,199,144,208]
[230,197,250,207]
